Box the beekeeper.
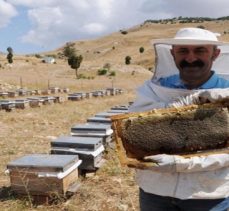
[129,27,229,211]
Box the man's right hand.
[167,88,229,108]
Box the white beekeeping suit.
[129,32,229,199]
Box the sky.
[1,0,229,55]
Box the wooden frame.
[111,102,229,169]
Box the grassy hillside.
[1,19,229,210]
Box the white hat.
[152,27,228,45]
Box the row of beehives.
[0,87,70,98]
[68,87,123,101]
[5,98,130,203]
[0,87,124,112]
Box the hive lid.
[7,154,79,172]
[51,136,103,150]
[51,144,105,157]
[71,123,112,133]
[95,112,119,118]
[107,110,128,114]
[111,105,129,110]
[87,117,112,124]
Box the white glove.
[143,153,229,173]
[167,93,200,108]
[167,89,229,108]
[198,89,229,103]
[143,154,180,173]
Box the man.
[129,28,229,211]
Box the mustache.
[180,60,205,68]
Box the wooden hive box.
[8,91,19,98]
[49,87,60,94]
[0,100,15,111]
[15,99,30,109]
[54,96,67,103]
[111,105,129,111]
[63,88,70,93]
[71,123,113,145]
[85,92,93,98]
[7,154,81,197]
[50,136,105,171]
[40,96,55,105]
[68,94,82,101]
[111,102,229,169]
[27,97,43,107]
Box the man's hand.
[168,89,229,108]
[198,89,229,103]
[142,153,229,173]
[143,154,180,172]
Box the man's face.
[171,45,220,89]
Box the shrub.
[97,68,108,75]
[139,47,144,53]
[6,47,13,64]
[35,54,42,58]
[77,73,87,79]
[109,71,116,76]
[125,56,131,65]
[120,30,128,35]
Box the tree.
[63,43,83,78]
[68,55,83,77]
[6,47,13,64]
[139,47,145,53]
[125,56,131,65]
[63,42,76,58]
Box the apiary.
[111,103,229,167]
[50,136,104,171]
[6,154,81,197]
[71,123,113,145]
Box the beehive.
[7,154,81,197]
[50,136,104,171]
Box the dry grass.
[0,68,148,210]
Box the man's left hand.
[143,154,180,172]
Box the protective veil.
[129,42,229,199]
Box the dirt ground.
[0,55,151,211]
